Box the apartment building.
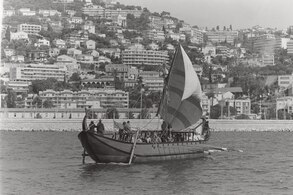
[10,64,67,82]
[276,96,293,114]
[104,8,142,19]
[83,21,95,34]
[105,64,128,78]
[139,71,164,91]
[287,40,293,55]
[81,77,115,89]
[18,23,42,34]
[35,89,129,109]
[201,94,211,116]
[206,30,238,44]
[261,54,275,66]
[3,49,15,57]
[122,49,169,67]
[278,74,293,89]
[39,9,61,17]
[6,81,31,94]
[69,17,83,24]
[227,98,251,115]
[53,39,66,48]
[3,9,15,17]
[253,34,281,54]
[149,15,165,30]
[10,31,29,40]
[18,8,36,16]
[82,5,105,17]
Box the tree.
[235,114,250,119]
[106,107,119,119]
[5,26,11,41]
[32,96,42,108]
[69,72,81,82]
[175,22,183,33]
[43,99,54,108]
[0,80,7,93]
[29,78,70,94]
[6,89,16,108]
[126,12,150,31]
[210,104,237,119]
[230,24,233,31]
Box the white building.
[56,55,80,75]
[122,49,168,67]
[18,23,42,34]
[202,45,216,56]
[10,64,67,82]
[6,81,31,93]
[85,40,96,50]
[53,39,67,49]
[39,9,61,17]
[34,89,129,109]
[70,17,83,24]
[18,8,36,16]
[3,49,15,57]
[276,96,293,114]
[278,73,293,89]
[10,31,29,40]
[287,40,293,55]
[83,21,95,34]
[3,9,15,17]
[206,30,238,44]
[35,39,50,47]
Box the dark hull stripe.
[88,132,131,155]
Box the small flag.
[114,121,123,129]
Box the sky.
[118,0,293,30]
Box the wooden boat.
[78,45,223,164]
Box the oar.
[207,147,243,153]
[82,149,87,164]
[185,145,243,153]
[128,130,140,165]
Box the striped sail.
[159,45,202,130]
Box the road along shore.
[1,118,292,132]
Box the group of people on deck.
[118,121,132,141]
[88,119,105,135]
[87,117,210,143]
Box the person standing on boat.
[96,119,105,135]
[121,122,128,141]
[161,121,168,142]
[167,123,173,141]
[126,121,131,131]
[89,121,95,133]
[201,116,210,141]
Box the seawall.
[0,118,292,131]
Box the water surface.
[1,131,293,194]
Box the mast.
[157,45,180,116]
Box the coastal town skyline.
[118,0,293,30]
[1,0,293,121]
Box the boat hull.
[78,131,215,163]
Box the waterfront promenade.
[1,118,292,131]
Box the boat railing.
[109,130,207,143]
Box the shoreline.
[1,118,293,132]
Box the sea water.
[0,131,293,195]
